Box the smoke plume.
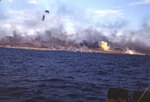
[0,1,150,55]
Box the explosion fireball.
[99,41,110,51]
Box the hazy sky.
[0,0,150,36]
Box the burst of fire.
[99,41,110,51]
[124,48,142,55]
[125,49,135,55]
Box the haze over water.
[0,48,150,102]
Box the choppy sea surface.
[0,48,150,102]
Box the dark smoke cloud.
[1,19,150,55]
[1,2,150,55]
[77,28,108,48]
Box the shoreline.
[0,46,148,56]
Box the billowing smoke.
[0,0,150,55]
[1,22,150,55]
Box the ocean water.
[0,48,150,102]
